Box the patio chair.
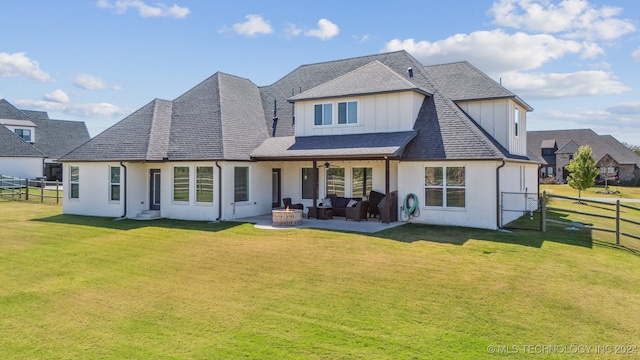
[346,200,370,222]
[283,198,303,210]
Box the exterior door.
[272,169,281,208]
[150,169,161,210]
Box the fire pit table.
[272,208,303,226]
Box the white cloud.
[74,73,122,90]
[43,89,70,103]
[97,0,189,18]
[632,48,640,61]
[232,15,273,36]
[304,19,339,40]
[0,52,52,82]
[500,70,630,99]
[353,34,369,43]
[14,99,130,118]
[580,41,604,59]
[383,30,582,75]
[490,0,635,41]
[284,23,302,39]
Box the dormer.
[0,118,36,143]
[288,61,431,137]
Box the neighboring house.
[60,50,539,230]
[528,129,640,185]
[0,99,91,181]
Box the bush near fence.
[542,192,640,252]
[0,175,63,204]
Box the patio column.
[312,160,318,209]
[385,157,390,224]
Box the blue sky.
[1,0,639,145]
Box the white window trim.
[313,103,333,127]
[337,100,359,126]
[233,166,251,204]
[195,166,214,205]
[424,166,466,209]
[69,166,80,200]
[109,166,121,203]
[172,166,190,204]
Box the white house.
[0,99,90,181]
[60,51,539,229]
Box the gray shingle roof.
[251,131,417,160]
[424,61,533,111]
[62,72,268,162]
[527,129,640,166]
[289,60,430,102]
[0,125,44,158]
[0,99,89,159]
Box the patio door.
[149,169,161,210]
[272,169,281,208]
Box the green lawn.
[541,184,640,199]
[1,200,639,359]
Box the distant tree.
[565,145,600,198]
[622,142,640,157]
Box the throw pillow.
[322,198,332,207]
[347,199,358,207]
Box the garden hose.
[402,193,420,222]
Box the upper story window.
[541,148,555,156]
[338,101,358,124]
[514,107,520,137]
[314,103,333,126]
[15,128,32,142]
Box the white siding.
[294,92,424,137]
[458,99,528,157]
[62,162,125,218]
[398,161,499,230]
[0,157,43,179]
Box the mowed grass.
[542,184,640,199]
[1,200,639,359]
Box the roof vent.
[407,67,413,78]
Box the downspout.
[120,161,127,218]
[215,161,222,221]
[496,160,506,229]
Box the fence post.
[40,179,44,203]
[56,180,60,204]
[25,178,29,201]
[616,200,620,245]
[541,191,547,232]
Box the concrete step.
[133,210,161,220]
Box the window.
[196,166,214,203]
[110,166,120,201]
[326,167,345,197]
[514,107,519,137]
[425,166,465,208]
[338,101,357,124]
[14,128,32,142]
[70,166,79,199]
[314,103,333,126]
[301,168,316,199]
[173,167,190,202]
[541,148,555,156]
[234,166,249,202]
[352,167,372,197]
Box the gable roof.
[0,99,90,160]
[288,60,431,102]
[527,129,640,166]
[62,72,268,162]
[0,124,44,158]
[424,61,533,111]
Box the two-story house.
[60,50,538,230]
[0,99,90,180]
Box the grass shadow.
[372,222,594,249]
[32,214,243,233]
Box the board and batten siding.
[457,99,527,157]
[294,92,424,137]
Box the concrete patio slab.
[230,213,405,233]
